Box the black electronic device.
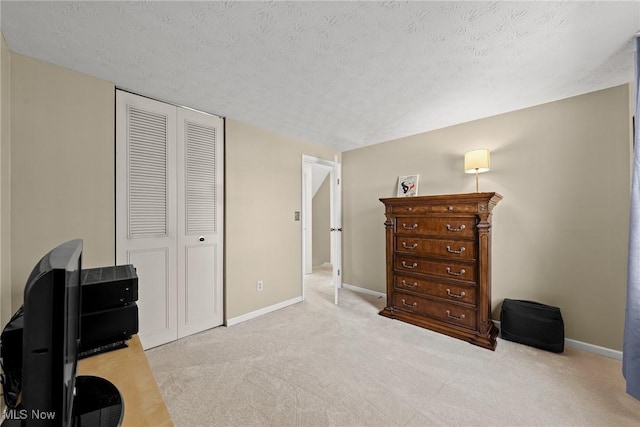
[0,240,123,427]
[79,303,139,358]
[78,264,139,357]
[19,239,83,426]
[81,265,138,312]
[0,308,23,404]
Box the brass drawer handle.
[446,310,465,321]
[402,242,418,249]
[446,289,466,298]
[446,267,465,276]
[402,261,418,269]
[446,224,466,232]
[448,206,454,211]
[402,223,418,230]
[407,207,413,212]
[446,245,466,254]
[401,280,418,288]
[402,299,417,308]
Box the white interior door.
[116,90,178,349]
[302,155,341,304]
[176,108,224,338]
[331,156,342,305]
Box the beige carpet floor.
[146,266,640,426]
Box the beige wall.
[0,32,12,326]
[312,175,331,268]
[10,53,115,308]
[225,119,337,319]
[343,85,631,351]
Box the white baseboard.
[342,282,386,299]
[564,338,622,360]
[493,320,622,360]
[226,296,303,326]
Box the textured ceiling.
[1,1,639,152]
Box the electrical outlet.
[257,280,264,291]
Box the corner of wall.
[0,29,13,327]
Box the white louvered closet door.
[176,108,224,338]
[116,91,178,349]
[116,90,224,350]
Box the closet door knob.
[199,236,205,242]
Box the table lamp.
[464,149,490,192]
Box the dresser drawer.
[430,203,478,213]
[393,292,477,330]
[395,255,475,282]
[389,202,479,215]
[395,236,476,260]
[389,204,431,215]
[394,274,476,305]
[395,217,477,238]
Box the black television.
[20,239,83,426]
[1,240,123,427]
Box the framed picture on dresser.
[397,175,419,197]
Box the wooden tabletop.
[78,335,173,427]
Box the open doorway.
[301,155,342,304]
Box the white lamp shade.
[464,149,490,174]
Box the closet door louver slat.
[128,107,168,238]
[185,121,217,235]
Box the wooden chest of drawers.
[379,192,502,350]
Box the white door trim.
[301,155,342,304]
